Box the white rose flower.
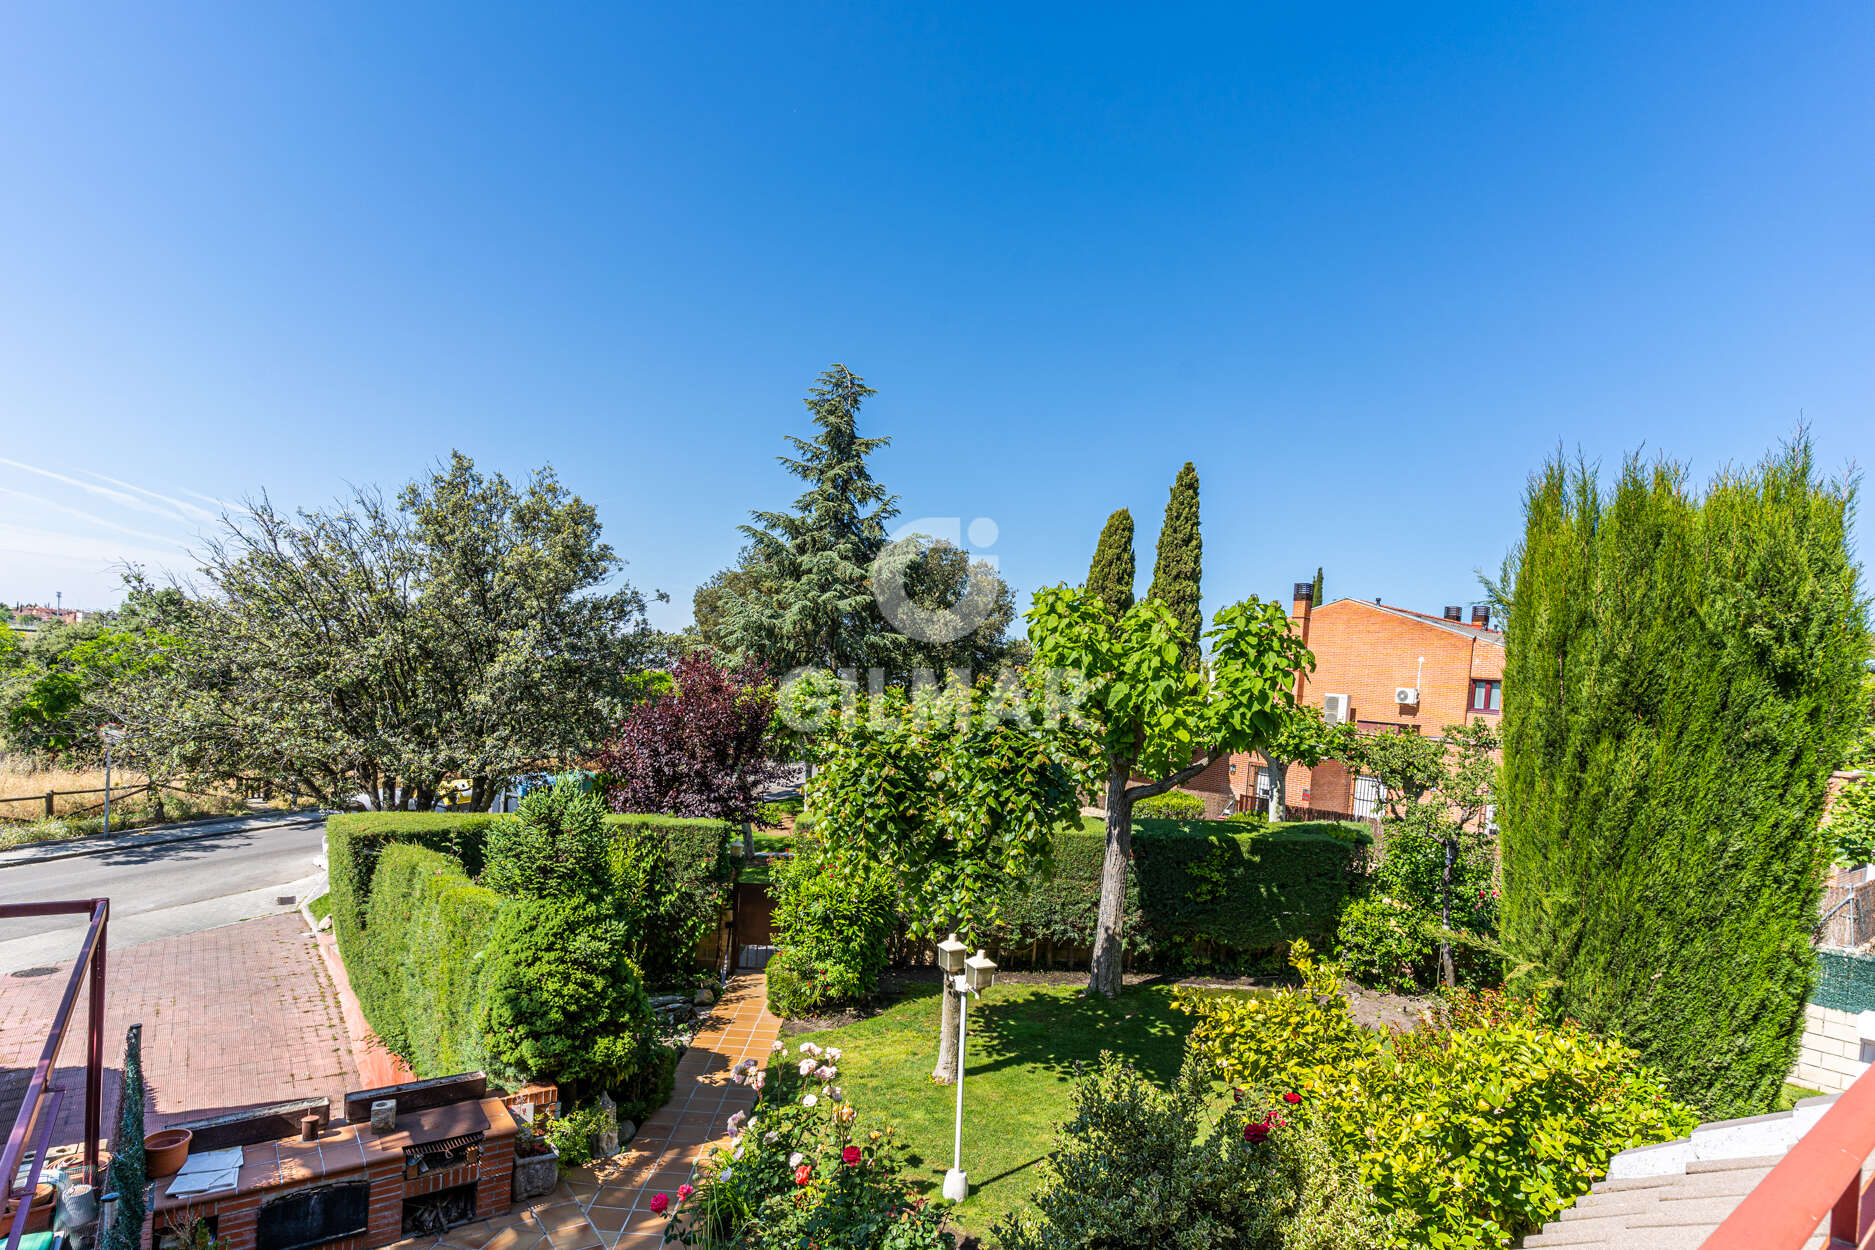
[802,1094,818,1107]
[789,1152,805,1168]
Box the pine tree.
[1148,462,1203,668]
[730,365,899,672]
[1312,566,1324,607]
[1500,439,1868,1118]
[1086,509,1136,621]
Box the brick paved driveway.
[0,913,360,1150]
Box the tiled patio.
[385,974,779,1250]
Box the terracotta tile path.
[387,974,779,1250]
[0,913,360,1146]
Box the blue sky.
[1,3,1869,631]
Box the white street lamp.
[942,945,997,1203]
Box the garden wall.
[973,817,1370,971]
[1789,951,1875,1093]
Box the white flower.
[721,1167,733,1181]
[825,1047,843,1061]
[799,1058,818,1076]
[764,1132,779,1145]
[772,1040,786,1054]
[802,1094,818,1107]
[798,1043,814,1054]
[814,1065,836,1081]
[789,1152,806,1168]
[733,1147,744,1161]
[726,1110,748,1133]
[750,1073,766,1093]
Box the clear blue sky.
[2,3,1869,631]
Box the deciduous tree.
[1028,587,1307,997]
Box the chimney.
[1442,606,1462,622]
[1291,581,1314,700]
[1471,605,1491,628]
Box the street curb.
[0,811,328,871]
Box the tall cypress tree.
[1086,509,1136,621]
[1148,462,1203,667]
[1500,440,1868,1118]
[1312,566,1324,607]
[731,365,900,672]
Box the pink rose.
[842,1145,861,1167]
[677,1184,694,1202]
[649,1193,669,1214]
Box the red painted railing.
[1704,1059,1875,1248]
[1,899,108,1250]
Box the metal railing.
[1,899,108,1250]
[1703,1058,1875,1248]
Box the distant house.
[1166,583,1506,820]
[12,603,85,626]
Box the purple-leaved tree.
[598,651,785,852]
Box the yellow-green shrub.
[1179,954,1698,1249]
[1172,940,1380,1090]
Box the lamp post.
[99,723,123,832]
[935,935,996,1203]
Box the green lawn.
[785,979,1257,1243]
[1776,1082,1824,1111]
[736,831,795,884]
[307,891,333,925]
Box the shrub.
[355,843,503,1073]
[326,810,733,983]
[608,814,735,982]
[1180,952,1699,1250]
[1132,791,1206,820]
[766,845,898,1017]
[992,819,1368,968]
[477,896,655,1088]
[482,783,612,902]
[101,1025,148,1250]
[1334,895,1435,994]
[1173,941,1381,1090]
[1501,444,1869,1116]
[994,1047,1394,1250]
[1312,990,1698,1248]
[1371,804,1498,935]
[658,1042,952,1249]
[541,1102,614,1171]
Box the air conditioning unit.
[1394,687,1420,705]
[1322,693,1350,724]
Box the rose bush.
[655,1042,952,1249]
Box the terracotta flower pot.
[2,1183,56,1235]
[144,1128,193,1178]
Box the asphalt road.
[0,812,328,973]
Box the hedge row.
[986,817,1369,964]
[358,842,503,1074]
[326,810,731,971]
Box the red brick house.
[1168,583,1505,820]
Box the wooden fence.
[0,780,237,823]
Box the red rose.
[649,1193,669,1214]
[1282,1092,1302,1105]
[842,1145,862,1167]
[794,1163,813,1186]
[1243,1120,1272,1144]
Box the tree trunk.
[470,775,489,811]
[1088,758,1134,998]
[742,820,755,859]
[1266,756,1287,823]
[933,974,959,1084]
[1439,836,1456,987]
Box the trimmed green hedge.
[988,817,1369,967]
[327,810,732,971]
[328,809,732,1079]
[359,842,503,1073]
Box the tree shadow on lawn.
[963,979,1193,1086]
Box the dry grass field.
[0,755,248,848]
